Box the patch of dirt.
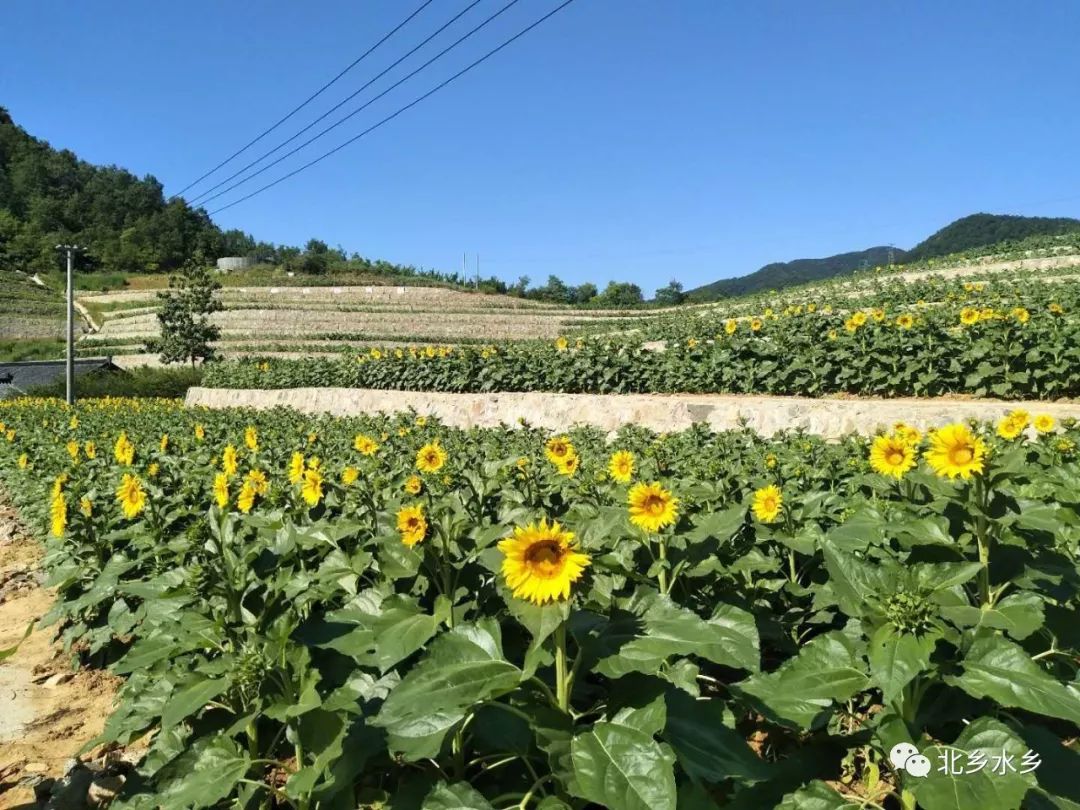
[0,504,124,809]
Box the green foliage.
[907,213,1080,262]
[146,258,222,366]
[26,366,204,399]
[1,401,1079,809]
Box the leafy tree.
[596,281,644,307]
[653,279,685,305]
[147,254,223,367]
[571,282,598,304]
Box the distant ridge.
[689,212,1080,300]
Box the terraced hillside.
[0,270,94,360]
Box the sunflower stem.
[554,622,570,713]
[657,536,669,594]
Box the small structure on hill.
[0,358,123,399]
[215,256,257,272]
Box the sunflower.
[50,492,67,537]
[555,336,569,351]
[341,466,360,486]
[84,441,96,459]
[869,434,916,479]
[244,426,258,451]
[498,519,590,605]
[924,423,986,480]
[300,468,323,507]
[996,416,1024,440]
[114,432,135,466]
[895,313,915,329]
[404,475,423,495]
[213,472,230,508]
[1006,409,1030,430]
[194,423,206,441]
[1033,414,1056,434]
[397,504,427,547]
[116,473,147,519]
[725,319,738,335]
[556,453,580,477]
[246,469,269,495]
[892,422,922,446]
[17,453,27,469]
[628,482,678,533]
[960,307,980,326]
[545,436,575,464]
[237,481,257,514]
[288,451,305,484]
[1049,302,1064,315]
[416,441,447,473]
[851,311,868,327]
[871,308,886,322]
[222,444,239,477]
[844,317,859,333]
[750,317,763,332]
[752,484,783,523]
[147,462,159,478]
[608,450,635,483]
[1011,307,1030,324]
[66,440,79,460]
[349,434,375,456]
[79,497,92,518]
[827,329,838,341]
[159,434,169,454]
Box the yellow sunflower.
[750,317,764,332]
[1049,302,1064,315]
[960,307,980,326]
[752,484,783,523]
[353,434,379,456]
[79,497,92,518]
[397,503,427,547]
[194,423,206,441]
[895,313,915,329]
[114,432,135,466]
[342,466,360,486]
[556,453,580,477]
[66,440,79,460]
[222,444,239,477]
[404,475,423,495]
[628,482,679,533]
[50,492,67,537]
[246,469,269,495]
[1033,414,1056,434]
[84,441,96,459]
[17,453,28,469]
[159,434,169,454]
[996,416,1024,440]
[237,481,257,514]
[213,472,230,508]
[725,319,738,335]
[851,311,868,327]
[555,336,569,351]
[545,436,575,464]
[116,473,147,519]
[869,434,916,479]
[1012,307,1030,324]
[893,422,922,446]
[300,468,323,507]
[244,426,258,451]
[608,450,635,483]
[416,441,447,473]
[924,423,986,480]
[498,519,590,605]
[288,451,305,484]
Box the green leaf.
[570,721,677,810]
[735,631,869,729]
[663,689,771,784]
[373,619,521,759]
[159,673,231,731]
[911,717,1038,810]
[942,592,1045,640]
[775,780,854,809]
[422,781,495,810]
[285,709,348,798]
[868,625,937,705]
[821,544,889,618]
[158,734,251,808]
[947,636,1080,724]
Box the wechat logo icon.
[890,743,931,778]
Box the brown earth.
[0,504,122,809]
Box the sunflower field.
[2,396,1080,810]
[201,283,1079,399]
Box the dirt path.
[0,504,122,809]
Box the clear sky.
[3,1,1080,294]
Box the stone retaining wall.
[185,387,1080,438]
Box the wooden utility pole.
[55,244,82,405]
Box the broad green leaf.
[159,673,231,731]
[422,781,494,810]
[911,717,1038,810]
[663,689,771,784]
[775,780,854,809]
[821,544,889,618]
[868,625,938,705]
[285,709,347,798]
[158,734,251,808]
[947,636,1080,724]
[941,592,1044,640]
[570,722,677,810]
[735,631,869,729]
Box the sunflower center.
[525,540,566,577]
[762,496,777,511]
[951,446,973,465]
[643,495,667,515]
[886,450,904,466]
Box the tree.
[571,282,597,304]
[653,279,685,305]
[596,281,644,307]
[147,254,223,367]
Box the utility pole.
[462,251,467,284]
[56,244,81,405]
[475,253,480,289]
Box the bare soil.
[0,504,122,809]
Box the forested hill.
[690,212,1080,300]
[689,246,903,299]
[904,213,1080,261]
[0,106,233,274]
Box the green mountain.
[905,212,1080,261]
[690,212,1080,300]
[689,246,904,299]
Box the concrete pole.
[65,247,74,405]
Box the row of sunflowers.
[1,396,1079,809]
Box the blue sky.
[3,1,1080,294]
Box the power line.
[169,0,436,200]
[197,0,527,209]
[188,0,487,206]
[211,0,578,216]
